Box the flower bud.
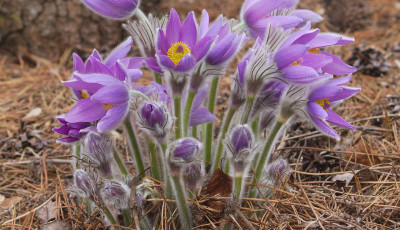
[83,131,113,177]
[168,138,201,174]
[102,180,130,210]
[265,158,290,179]
[185,163,203,190]
[138,101,172,142]
[74,169,94,198]
[82,0,140,20]
[230,125,253,154]
[226,125,255,174]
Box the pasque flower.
[168,138,201,173]
[82,0,140,19]
[137,101,172,142]
[240,0,303,40]
[188,84,217,126]
[53,116,91,143]
[306,74,360,139]
[226,125,255,174]
[156,9,215,73]
[83,131,114,177]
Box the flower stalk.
[204,77,219,168]
[183,91,196,137]
[124,118,145,178]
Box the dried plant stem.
[171,175,192,229]
[147,140,161,181]
[212,107,237,171]
[183,91,196,136]
[205,77,219,168]
[124,119,145,178]
[174,96,183,139]
[249,118,285,198]
[240,95,255,124]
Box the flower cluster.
[55,0,360,228]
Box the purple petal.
[309,85,341,101]
[180,12,197,48]
[66,98,106,123]
[320,51,357,75]
[294,9,323,23]
[189,107,217,126]
[56,116,68,125]
[260,16,303,30]
[329,87,360,102]
[114,61,128,81]
[166,9,181,45]
[81,0,138,19]
[206,33,237,65]
[74,73,122,85]
[308,101,328,119]
[199,10,210,39]
[175,54,196,72]
[293,29,320,45]
[310,115,339,139]
[280,22,312,48]
[120,57,144,69]
[145,57,163,73]
[309,33,354,48]
[127,69,143,82]
[244,0,284,26]
[191,85,208,111]
[282,65,319,83]
[274,44,309,69]
[301,53,332,69]
[90,49,102,61]
[73,53,85,72]
[157,29,170,55]
[63,78,103,92]
[326,109,355,130]
[90,57,113,75]
[91,85,129,104]
[157,53,176,70]
[97,103,129,132]
[192,35,215,61]
[325,74,353,86]
[205,16,223,38]
[53,125,70,135]
[104,37,133,67]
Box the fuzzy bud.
[102,180,130,210]
[265,158,290,179]
[185,163,203,190]
[226,125,255,174]
[137,101,172,143]
[230,125,253,154]
[83,131,114,177]
[168,138,201,175]
[74,169,94,198]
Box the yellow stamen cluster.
[308,48,321,54]
[315,98,330,110]
[80,90,113,111]
[167,42,191,66]
[291,60,301,65]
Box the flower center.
[315,98,330,110]
[167,42,191,66]
[81,90,113,111]
[308,48,321,54]
[291,60,301,65]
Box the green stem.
[212,107,237,171]
[103,204,117,228]
[154,72,163,85]
[191,125,197,138]
[124,119,145,178]
[112,147,129,177]
[251,115,260,140]
[74,144,81,169]
[183,91,196,137]
[171,175,192,229]
[205,77,219,169]
[148,140,161,181]
[122,209,133,227]
[160,143,172,200]
[240,95,255,124]
[234,175,244,200]
[174,96,183,139]
[248,118,285,198]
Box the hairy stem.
[205,77,219,169]
[171,175,192,229]
[183,91,196,137]
[112,146,129,177]
[240,95,255,124]
[122,209,133,227]
[148,140,161,181]
[174,96,183,139]
[124,119,145,178]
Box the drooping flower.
[306,74,360,139]
[240,0,303,40]
[156,9,216,73]
[81,0,140,19]
[53,116,91,143]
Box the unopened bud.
[138,101,171,142]
[103,180,130,210]
[74,169,94,198]
[265,158,290,179]
[185,163,203,190]
[83,131,113,177]
[168,138,201,174]
[226,125,255,174]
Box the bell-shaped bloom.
[102,180,131,210]
[137,101,172,142]
[53,116,91,143]
[82,0,140,20]
[83,131,114,176]
[240,0,303,40]
[306,74,360,139]
[156,9,216,73]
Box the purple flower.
[74,169,95,198]
[156,9,216,73]
[226,125,256,174]
[188,85,217,127]
[230,125,253,154]
[306,74,360,139]
[83,131,113,176]
[169,138,201,164]
[240,0,303,40]
[252,80,287,118]
[137,101,172,142]
[265,158,289,179]
[185,163,203,190]
[53,116,91,143]
[81,0,140,19]
[102,180,130,209]
[135,81,169,104]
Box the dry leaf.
[345,140,381,166]
[332,173,354,187]
[0,196,23,209]
[40,220,72,230]
[205,168,232,215]
[36,201,58,223]
[24,107,42,119]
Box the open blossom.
[82,0,140,19]
[240,0,303,40]
[53,116,91,143]
[156,9,216,73]
[63,37,144,132]
[306,74,360,139]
